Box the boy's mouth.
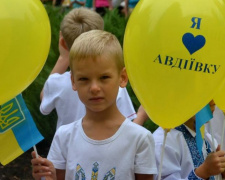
[89,97,104,101]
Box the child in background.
[124,0,139,17]
[62,0,71,9]
[40,8,137,130]
[70,0,85,8]
[153,100,225,180]
[93,0,112,16]
[32,30,157,180]
[41,8,103,76]
[85,0,93,8]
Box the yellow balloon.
[214,84,225,113]
[0,0,51,105]
[124,0,225,129]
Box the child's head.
[185,100,216,131]
[60,8,104,49]
[69,30,127,112]
[209,100,216,113]
[69,29,125,73]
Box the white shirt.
[206,106,225,150]
[153,127,218,180]
[40,72,137,129]
[47,118,157,179]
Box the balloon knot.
[164,128,171,133]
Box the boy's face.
[71,56,127,113]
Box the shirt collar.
[184,124,196,137]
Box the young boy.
[153,100,225,179]
[31,30,157,180]
[40,8,137,130]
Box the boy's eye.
[78,77,88,81]
[101,76,110,80]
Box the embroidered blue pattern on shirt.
[92,162,99,180]
[75,162,116,180]
[75,164,86,180]
[103,168,116,180]
[175,125,214,180]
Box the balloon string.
[209,121,216,152]
[0,105,1,123]
[158,129,169,180]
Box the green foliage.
[144,120,158,133]
[22,6,158,143]
[103,9,128,46]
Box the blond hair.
[60,8,104,49]
[70,30,124,73]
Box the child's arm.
[56,169,66,180]
[124,0,129,17]
[108,0,113,10]
[92,0,96,10]
[135,174,153,180]
[50,32,70,75]
[133,105,148,125]
[40,32,69,101]
[195,145,225,179]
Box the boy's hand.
[195,145,225,179]
[31,151,57,180]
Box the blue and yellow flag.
[0,94,44,165]
[195,104,213,153]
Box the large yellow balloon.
[214,84,225,113]
[0,0,51,105]
[124,0,225,129]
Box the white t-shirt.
[40,72,137,129]
[47,118,157,179]
[153,127,218,180]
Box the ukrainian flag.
[196,104,213,153]
[0,94,44,165]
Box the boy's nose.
[90,81,100,93]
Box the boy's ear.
[119,67,128,88]
[71,72,77,91]
[59,31,69,50]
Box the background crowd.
[2,0,225,179]
[40,0,140,17]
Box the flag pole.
[33,145,39,158]
[158,129,169,180]
[208,121,216,152]
[0,105,1,123]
